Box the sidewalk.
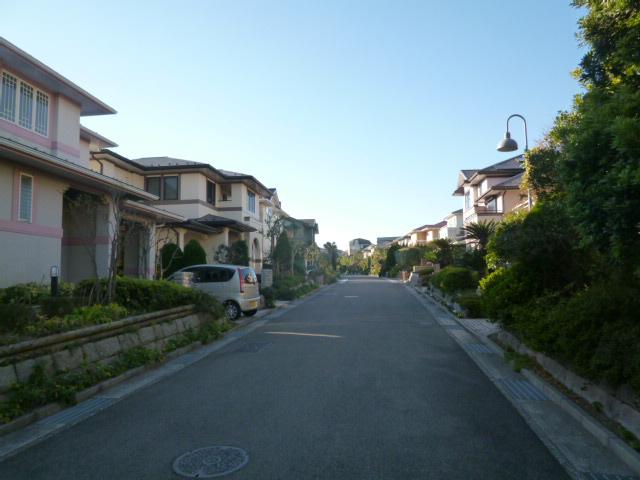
[409,286,640,480]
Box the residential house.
[348,238,372,255]
[376,236,398,247]
[438,209,464,242]
[406,222,447,247]
[109,158,274,274]
[453,156,527,231]
[0,37,180,287]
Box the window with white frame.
[464,191,471,210]
[19,173,33,222]
[0,71,49,136]
[247,191,256,213]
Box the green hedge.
[0,282,74,305]
[75,277,224,317]
[456,293,484,318]
[430,267,478,295]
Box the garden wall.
[0,305,209,399]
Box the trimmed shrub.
[395,247,423,270]
[75,277,224,318]
[456,293,484,318]
[183,239,207,267]
[229,240,249,266]
[160,243,184,278]
[261,287,276,308]
[0,304,38,334]
[430,267,478,295]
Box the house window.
[145,175,179,200]
[19,83,33,128]
[220,184,231,201]
[1,72,17,122]
[145,177,161,197]
[19,174,33,222]
[163,176,179,200]
[35,91,49,135]
[247,191,256,213]
[464,191,471,210]
[486,197,497,212]
[0,72,49,136]
[206,180,215,205]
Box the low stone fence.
[0,305,211,398]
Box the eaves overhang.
[0,135,157,201]
[0,37,116,116]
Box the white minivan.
[169,264,260,320]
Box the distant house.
[376,236,398,247]
[348,238,372,255]
[453,156,527,230]
[438,209,464,242]
[407,222,447,247]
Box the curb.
[412,285,640,477]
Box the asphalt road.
[0,277,569,479]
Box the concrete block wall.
[0,311,207,399]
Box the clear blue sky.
[4,1,584,250]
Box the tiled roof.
[478,155,524,173]
[493,171,524,189]
[132,156,203,167]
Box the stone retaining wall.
[0,306,212,398]
[496,329,640,439]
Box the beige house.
[88,154,274,274]
[438,209,464,242]
[453,156,527,231]
[0,37,182,287]
[407,222,447,247]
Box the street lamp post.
[496,113,532,210]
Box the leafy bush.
[0,304,38,334]
[0,282,74,305]
[182,239,207,267]
[261,287,276,308]
[40,296,83,318]
[430,267,478,295]
[75,277,223,318]
[23,304,128,336]
[456,293,484,318]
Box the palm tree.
[323,242,338,271]
[430,238,455,267]
[459,221,497,253]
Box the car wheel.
[225,301,241,320]
[243,309,258,317]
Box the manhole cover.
[173,446,249,478]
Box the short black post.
[50,265,59,297]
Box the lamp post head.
[497,131,519,152]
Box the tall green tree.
[182,239,207,267]
[323,242,339,271]
[526,0,640,274]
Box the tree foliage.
[183,239,207,267]
[229,240,249,266]
[525,0,640,272]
